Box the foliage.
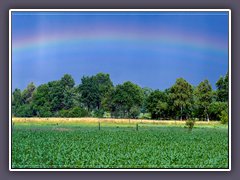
[59,107,89,118]
[12,73,228,121]
[22,82,36,104]
[216,72,229,102]
[129,106,141,119]
[111,81,144,118]
[209,102,228,120]
[194,80,213,121]
[170,78,193,120]
[139,113,151,119]
[79,73,113,111]
[185,119,195,131]
[220,109,228,124]
[146,90,167,119]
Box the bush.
[139,113,151,119]
[129,106,141,119]
[92,109,105,118]
[103,112,111,118]
[59,107,89,117]
[185,119,195,131]
[209,102,228,120]
[220,110,228,124]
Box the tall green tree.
[170,78,193,120]
[60,74,75,88]
[111,81,144,118]
[48,80,64,113]
[12,88,23,116]
[146,90,168,119]
[79,73,113,112]
[195,80,213,122]
[22,82,36,104]
[31,84,52,117]
[216,72,229,102]
[61,74,75,110]
[79,76,100,111]
[142,87,153,114]
[93,73,114,109]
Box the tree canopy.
[12,72,229,121]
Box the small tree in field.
[185,119,195,131]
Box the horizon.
[12,11,229,91]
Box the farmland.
[12,118,228,169]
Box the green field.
[12,120,229,169]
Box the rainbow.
[12,29,228,55]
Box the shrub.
[59,107,89,118]
[139,113,151,119]
[129,106,141,119]
[185,119,195,131]
[92,109,105,118]
[103,112,111,118]
[220,110,228,124]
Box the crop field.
[12,118,229,169]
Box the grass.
[11,118,229,169]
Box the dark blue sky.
[12,11,229,91]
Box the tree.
[16,104,34,117]
[216,72,228,102]
[170,78,193,120]
[195,80,213,122]
[93,73,114,109]
[146,90,168,119]
[79,76,100,111]
[78,73,113,111]
[22,82,36,104]
[111,81,144,118]
[209,101,228,120]
[60,74,75,88]
[60,74,76,110]
[48,80,64,113]
[12,88,23,116]
[141,87,153,114]
[31,84,51,117]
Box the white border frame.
[9,9,231,172]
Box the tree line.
[12,72,228,122]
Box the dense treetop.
[12,72,229,121]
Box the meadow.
[12,118,229,169]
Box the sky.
[11,11,229,91]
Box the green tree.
[31,84,52,117]
[60,74,76,110]
[146,90,167,119]
[79,76,100,111]
[48,80,64,113]
[195,80,213,122]
[22,82,36,104]
[60,74,75,88]
[170,78,193,120]
[16,104,34,117]
[142,87,153,114]
[79,73,113,111]
[209,101,228,120]
[111,81,144,118]
[93,73,114,109]
[12,88,23,116]
[216,72,229,102]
